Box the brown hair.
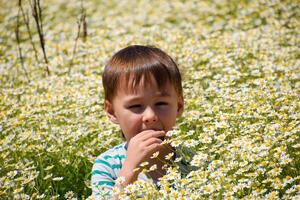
[102,45,182,102]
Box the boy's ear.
[176,96,184,117]
[104,100,119,124]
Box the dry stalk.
[19,0,39,65]
[82,0,87,42]
[15,5,31,83]
[68,0,88,74]
[30,0,50,76]
[68,16,82,75]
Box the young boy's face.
[105,74,184,142]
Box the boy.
[91,45,185,197]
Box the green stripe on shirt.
[91,170,114,179]
[103,154,126,160]
[98,181,115,186]
[94,159,121,169]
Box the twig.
[81,0,87,42]
[30,0,50,76]
[68,17,81,74]
[83,14,87,41]
[19,0,39,64]
[68,0,88,74]
[15,6,31,83]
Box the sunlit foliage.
[0,0,299,199]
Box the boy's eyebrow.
[157,91,171,97]
[124,91,171,102]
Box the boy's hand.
[118,130,165,186]
[126,130,165,168]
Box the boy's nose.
[142,107,158,123]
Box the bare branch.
[68,15,82,75]
[19,0,39,64]
[81,0,87,42]
[16,2,31,83]
[82,13,87,42]
[31,0,50,76]
[68,0,88,74]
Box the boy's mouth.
[159,136,165,141]
[142,128,163,131]
[141,128,165,141]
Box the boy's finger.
[139,130,165,141]
[135,129,163,138]
[143,137,163,147]
[146,143,163,154]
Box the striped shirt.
[91,142,193,198]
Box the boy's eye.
[156,102,168,106]
[128,104,142,109]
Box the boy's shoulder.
[106,142,126,152]
[95,142,127,162]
